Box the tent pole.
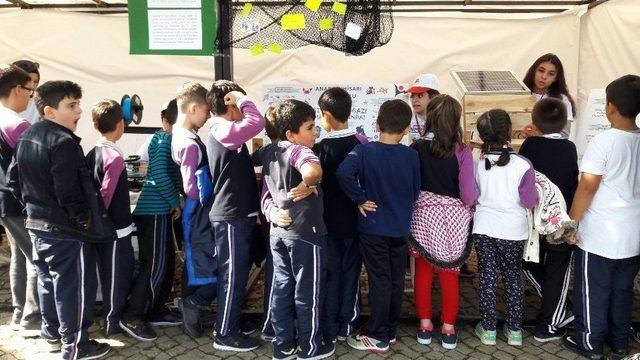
[215,0,234,81]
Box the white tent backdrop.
[0,0,638,156]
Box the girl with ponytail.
[472,109,538,347]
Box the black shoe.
[77,340,111,360]
[119,320,158,341]
[534,328,566,343]
[180,298,202,338]
[557,310,575,329]
[149,311,183,327]
[201,310,215,328]
[609,348,628,360]
[459,264,475,278]
[213,334,260,352]
[562,335,604,360]
[241,317,259,335]
[298,343,336,360]
[272,346,299,360]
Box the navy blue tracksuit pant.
[573,248,640,352]
[96,236,134,334]
[261,243,275,338]
[322,235,361,342]
[30,230,97,360]
[212,216,255,338]
[270,236,327,357]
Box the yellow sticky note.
[319,18,333,31]
[305,0,322,12]
[268,43,283,54]
[241,3,253,16]
[250,44,264,56]
[332,1,346,15]
[281,14,306,30]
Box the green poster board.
[128,0,217,56]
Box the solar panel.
[451,70,531,95]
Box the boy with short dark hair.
[12,80,111,359]
[172,82,217,339]
[85,100,136,338]
[313,87,367,343]
[337,99,420,353]
[0,64,41,337]
[261,99,333,359]
[563,75,640,360]
[12,59,40,124]
[206,80,264,351]
[518,97,579,342]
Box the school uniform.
[207,96,264,339]
[313,128,367,341]
[337,141,421,343]
[473,151,538,332]
[572,129,640,353]
[518,134,579,335]
[86,140,135,334]
[261,141,328,357]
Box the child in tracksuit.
[205,80,264,351]
[120,100,182,341]
[261,99,333,360]
[338,99,421,353]
[85,99,135,337]
[563,75,640,360]
[313,87,367,343]
[518,98,579,342]
[172,82,217,339]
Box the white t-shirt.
[577,128,640,259]
[136,135,153,162]
[472,153,537,241]
[408,114,425,143]
[18,98,40,124]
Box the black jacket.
[0,131,23,217]
[11,120,116,241]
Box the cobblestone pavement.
[2,254,640,359]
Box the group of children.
[1,55,639,360]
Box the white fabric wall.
[0,1,637,156]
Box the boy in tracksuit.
[85,99,135,337]
[337,99,421,353]
[313,87,367,343]
[172,82,217,339]
[12,80,111,359]
[206,80,264,351]
[261,99,334,360]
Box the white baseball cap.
[407,73,440,94]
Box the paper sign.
[147,0,201,8]
[345,22,361,40]
[305,0,322,12]
[268,43,283,54]
[250,44,264,56]
[241,3,253,16]
[148,10,202,50]
[281,14,306,30]
[241,18,260,35]
[332,1,346,15]
[319,18,333,31]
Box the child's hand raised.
[359,200,377,217]
[224,91,245,106]
[287,181,318,202]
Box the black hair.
[274,99,316,141]
[605,74,640,119]
[424,94,464,158]
[264,106,278,141]
[377,99,412,134]
[0,64,31,98]
[207,80,247,115]
[34,80,82,116]
[92,99,123,134]
[523,53,576,117]
[161,99,178,126]
[12,60,40,77]
[476,109,512,170]
[532,97,567,134]
[318,87,352,123]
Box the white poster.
[262,84,409,142]
[147,0,201,8]
[148,10,202,50]
[575,89,608,160]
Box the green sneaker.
[475,323,496,345]
[503,324,523,346]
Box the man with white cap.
[407,73,440,142]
